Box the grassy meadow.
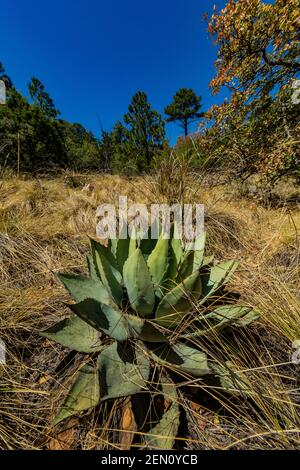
[0,171,300,450]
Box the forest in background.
[0,0,299,188]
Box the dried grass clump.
[0,173,300,449]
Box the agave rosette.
[41,224,258,447]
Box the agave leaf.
[200,260,238,303]
[54,364,100,425]
[192,232,206,271]
[128,226,138,257]
[90,238,123,305]
[232,309,260,327]
[185,232,206,251]
[182,306,259,338]
[41,315,102,353]
[154,271,201,328]
[177,250,194,281]
[98,341,150,401]
[147,234,169,296]
[86,254,98,280]
[209,361,250,396]
[193,249,205,272]
[57,273,116,308]
[123,248,155,317]
[177,233,206,280]
[140,223,159,255]
[69,298,146,342]
[90,238,122,280]
[145,375,179,449]
[170,222,183,265]
[201,255,214,268]
[185,232,206,267]
[162,244,179,292]
[147,342,210,377]
[205,305,259,328]
[109,238,118,257]
[138,322,169,343]
[116,237,130,272]
[69,297,167,343]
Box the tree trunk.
[184,119,188,137]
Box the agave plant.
[42,224,258,448]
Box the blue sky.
[0,0,227,143]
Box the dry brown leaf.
[119,399,137,450]
[48,428,75,450]
[213,415,220,426]
[190,401,207,432]
[196,414,207,432]
[190,401,201,412]
[39,375,50,385]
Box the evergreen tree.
[164,88,203,136]
[28,77,60,118]
[124,91,165,169]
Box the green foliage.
[98,341,150,402]
[28,77,60,118]
[41,225,258,448]
[123,91,166,171]
[165,88,203,136]
[123,248,156,316]
[145,376,180,449]
[201,0,300,186]
[99,93,167,174]
[208,0,300,99]
[0,62,103,172]
[200,86,300,184]
[54,364,100,424]
[41,315,103,353]
[0,64,168,175]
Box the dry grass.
[0,172,300,449]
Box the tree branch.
[262,48,300,71]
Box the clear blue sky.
[0,0,227,143]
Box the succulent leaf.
[128,226,138,257]
[140,223,159,255]
[115,237,130,272]
[162,244,179,293]
[154,271,201,328]
[192,232,206,271]
[57,273,116,307]
[205,305,259,328]
[98,341,150,401]
[147,234,170,295]
[69,298,147,342]
[86,254,98,280]
[54,364,100,425]
[170,222,183,265]
[123,247,155,317]
[110,237,118,254]
[182,305,259,338]
[200,260,238,302]
[178,233,206,279]
[177,250,194,281]
[184,231,204,249]
[145,375,180,449]
[138,322,169,343]
[41,315,103,353]
[209,361,250,396]
[90,238,123,305]
[201,255,214,268]
[147,342,210,377]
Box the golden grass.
[0,172,300,449]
